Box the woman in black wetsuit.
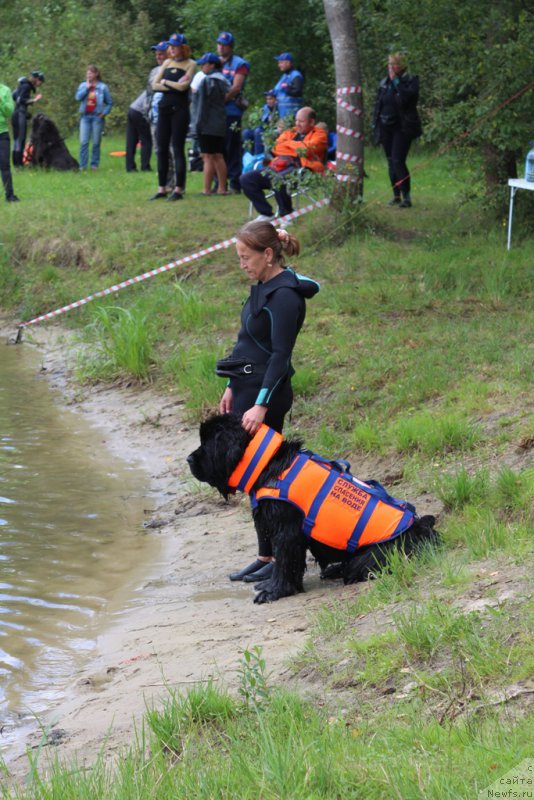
[149,33,196,201]
[217,220,320,583]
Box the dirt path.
[3,325,344,780]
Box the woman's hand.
[219,387,233,414]
[241,405,267,435]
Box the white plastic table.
[507,178,534,250]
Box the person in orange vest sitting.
[239,106,327,221]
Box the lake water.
[0,341,157,754]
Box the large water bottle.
[525,142,534,182]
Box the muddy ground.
[1,325,374,780]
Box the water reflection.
[0,342,156,745]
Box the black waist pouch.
[215,357,255,378]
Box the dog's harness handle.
[228,424,284,494]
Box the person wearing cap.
[239,106,327,221]
[216,31,250,193]
[150,32,196,201]
[75,65,113,170]
[0,83,19,201]
[192,53,231,195]
[271,52,303,120]
[147,42,176,190]
[243,91,278,156]
[11,70,44,167]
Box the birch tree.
[322,0,364,199]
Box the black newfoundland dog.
[29,113,79,170]
[187,414,439,604]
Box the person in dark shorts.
[216,221,320,583]
[193,53,230,195]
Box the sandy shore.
[4,324,345,780]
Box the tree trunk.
[322,0,364,201]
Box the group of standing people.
[139,30,251,200]
[2,48,422,214]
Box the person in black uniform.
[372,52,422,208]
[11,70,44,166]
[216,220,320,583]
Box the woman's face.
[86,68,98,83]
[388,59,403,76]
[236,240,274,283]
[169,45,182,60]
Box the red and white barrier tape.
[335,86,363,181]
[17,197,330,330]
[337,86,362,96]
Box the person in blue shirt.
[216,31,250,193]
[271,52,303,120]
[242,91,278,156]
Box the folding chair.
[247,162,323,220]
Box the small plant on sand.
[237,646,271,710]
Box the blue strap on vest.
[235,426,279,493]
[346,496,380,552]
[302,469,339,538]
[302,449,351,475]
[360,479,416,515]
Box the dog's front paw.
[253,589,275,604]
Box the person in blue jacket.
[243,91,278,156]
[271,52,303,120]
[75,65,113,170]
[216,31,250,193]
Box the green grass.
[1,136,533,798]
[3,651,532,799]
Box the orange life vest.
[228,425,415,552]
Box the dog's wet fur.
[187,414,439,604]
[30,113,79,170]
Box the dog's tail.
[416,514,441,546]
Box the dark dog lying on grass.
[29,113,79,170]
[187,414,439,604]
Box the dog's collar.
[228,424,284,494]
